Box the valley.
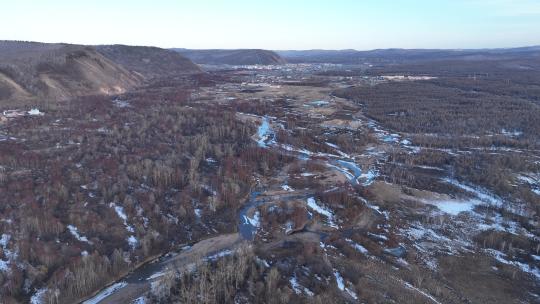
[0,43,539,304]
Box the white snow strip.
[205,249,233,261]
[326,163,355,181]
[0,234,10,248]
[147,270,167,280]
[243,211,260,228]
[109,203,135,233]
[444,178,502,207]
[368,232,388,241]
[334,270,345,291]
[127,236,138,250]
[67,225,93,244]
[360,169,378,186]
[486,249,540,281]
[30,288,48,304]
[403,281,442,304]
[307,197,332,218]
[285,221,293,234]
[28,108,44,116]
[422,199,477,215]
[281,184,294,191]
[132,296,147,304]
[346,238,369,254]
[0,234,15,273]
[112,99,131,108]
[257,117,275,147]
[0,260,10,272]
[325,142,339,149]
[83,282,127,304]
[346,287,358,300]
[333,270,358,299]
[306,197,338,228]
[290,275,314,296]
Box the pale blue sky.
[1,0,539,50]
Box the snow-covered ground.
[306,197,338,228]
[333,269,358,300]
[205,249,233,261]
[28,108,44,116]
[110,203,135,232]
[109,203,138,249]
[485,249,540,281]
[345,238,369,254]
[422,199,478,215]
[256,117,275,147]
[290,275,314,296]
[127,236,138,250]
[132,296,147,304]
[243,211,261,228]
[359,169,378,186]
[82,282,127,304]
[0,233,16,273]
[402,280,442,304]
[30,288,48,304]
[281,184,294,191]
[517,173,540,196]
[443,178,503,207]
[112,99,131,108]
[67,225,93,244]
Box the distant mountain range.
[276,46,540,64]
[172,49,286,65]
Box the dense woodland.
[334,59,540,241]
[0,76,294,303]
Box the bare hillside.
[96,44,202,78]
[0,41,143,104]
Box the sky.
[1,0,539,50]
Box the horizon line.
[2,39,540,52]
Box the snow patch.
[67,225,93,244]
[256,117,275,148]
[333,270,358,299]
[109,203,135,232]
[359,169,378,186]
[281,184,294,191]
[345,238,369,254]
[132,296,147,304]
[290,275,314,296]
[30,288,48,304]
[127,236,138,250]
[423,199,477,215]
[243,211,261,228]
[112,99,130,108]
[403,281,442,304]
[0,234,15,273]
[205,249,233,261]
[486,249,540,281]
[444,178,502,207]
[109,203,138,250]
[28,108,44,116]
[306,197,338,228]
[83,282,127,304]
